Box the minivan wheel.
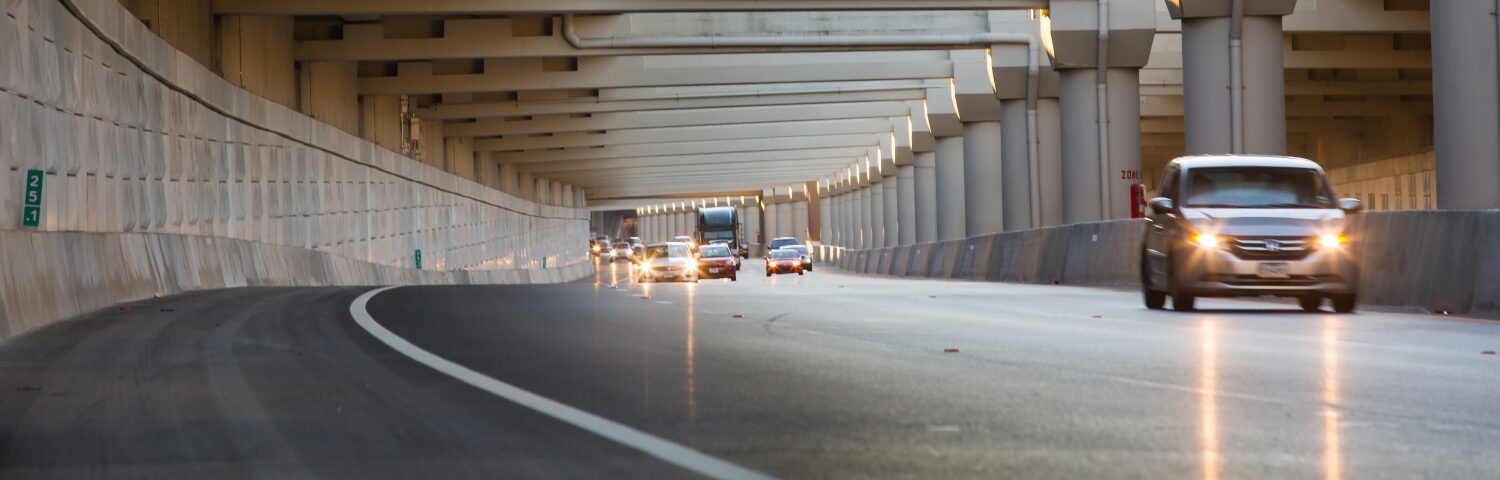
[1172,295,1196,312]
[1299,296,1323,312]
[1331,294,1357,313]
[1167,251,1196,312]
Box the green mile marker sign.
[21,169,43,228]
[414,249,422,269]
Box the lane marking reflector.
[350,286,773,480]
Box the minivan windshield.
[1184,167,1334,209]
[699,246,732,257]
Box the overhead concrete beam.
[358,52,954,95]
[490,135,882,164]
[447,100,916,136]
[418,87,928,120]
[474,117,899,151]
[508,148,867,171]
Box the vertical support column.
[499,163,519,196]
[934,136,966,240]
[1037,98,1064,227]
[913,152,938,243]
[763,202,780,243]
[776,203,794,241]
[1432,0,1500,209]
[999,99,1033,230]
[793,201,810,241]
[1104,68,1143,219]
[1180,14,1289,156]
[882,176,898,247]
[962,121,1004,235]
[549,182,564,206]
[854,187,869,249]
[518,173,536,202]
[741,202,756,255]
[897,166,917,246]
[819,187,832,244]
[868,179,885,249]
[1059,69,1103,224]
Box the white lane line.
[350,286,773,480]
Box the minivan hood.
[1181,208,1345,237]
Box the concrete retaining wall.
[0,230,591,340]
[0,0,593,339]
[828,213,1500,317]
[827,220,1144,289]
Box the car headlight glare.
[1318,233,1348,249]
[1191,233,1222,249]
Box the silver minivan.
[1141,155,1363,313]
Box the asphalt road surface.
[2,258,1499,479]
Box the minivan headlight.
[1318,233,1348,249]
[1191,233,1223,249]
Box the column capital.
[1043,0,1157,69]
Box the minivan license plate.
[1258,262,1290,279]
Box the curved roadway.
[2,259,1499,478]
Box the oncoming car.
[696,244,738,281]
[766,248,804,277]
[1141,155,1363,313]
[783,244,812,272]
[639,242,698,283]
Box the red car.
[766,249,804,277]
[697,244,738,281]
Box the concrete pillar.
[562,185,575,208]
[1058,70,1102,224]
[854,187,869,249]
[1037,98,1064,227]
[868,181,886,249]
[298,61,359,135]
[913,152,938,243]
[549,182,564,206]
[764,202,780,243]
[574,188,586,208]
[962,121,1004,235]
[218,16,295,108]
[882,176,899,247]
[518,173,536,202]
[897,166,917,246]
[745,205,762,252]
[777,203,794,241]
[819,192,832,244]
[1181,16,1288,156]
[841,192,855,247]
[499,163,519,196]
[1432,0,1500,209]
[793,201,810,241]
[934,136,966,240]
[360,95,404,152]
[999,99,1033,230]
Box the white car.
[639,242,698,283]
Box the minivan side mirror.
[1148,197,1175,214]
[1338,198,1363,213]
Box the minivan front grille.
[1228,236,1312,260]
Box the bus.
[695,206,742,257]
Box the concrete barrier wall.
[0,230,592,339]
[830,220,1144,288]
[0,0,593,339]
[831,213,1500,317]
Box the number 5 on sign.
[21,169,43,228]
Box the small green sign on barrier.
[414,249,423,270]
[21,169,43,228]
